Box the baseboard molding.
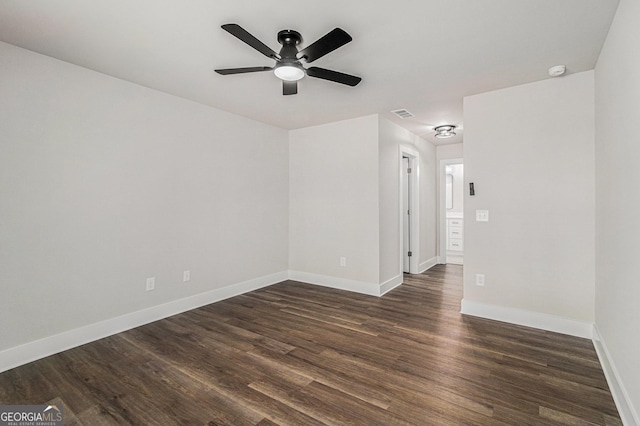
[419,257,438,273]
[380,274,403,296]
[593,326,640,426]
[288,270,380,296]
[460,299,594,339]
[446,256,464,265]
[0,271,288,374]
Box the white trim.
[399,145,420,275]
[0,271,288,374]
[288,270,380,296]
[419,257,438,273]
[593,326,640,426]
[460,299,594,339]
[380,274,403,296]
[437,255,446,264]
[445,212,464,219]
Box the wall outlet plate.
[476,274,485,286]
[146,277,155,291]
[183,270,191,282]
[476,210,489,222]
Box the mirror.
[446,174,453,210]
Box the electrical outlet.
[476,274,485,287]
[183,270,191,282]
[146,277,155,291]
[340,257,347,267]
[476,210,489,222]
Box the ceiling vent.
[391,109,415,119]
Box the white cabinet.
[446,217,464,252]
[448,218,463,228]
[448,226,463,240]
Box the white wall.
[436,143,463,161]
[0,42,289,352]
[463,71,596,323]
[289,115,381,292]
[417,137,438,270]
[289,115,437,294]
[378,118,437,281]
[594,0,640,421]
[378,118,401,284]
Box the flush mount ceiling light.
[434,125,457,138]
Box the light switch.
[476,210,489,222]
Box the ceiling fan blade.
[306,67,362,86]
[221,23,280,60]
[297,28,352,63]
[215,66,273,75]
[283,80,298,95]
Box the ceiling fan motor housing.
[277,30,303,60]
[277,30,302,46]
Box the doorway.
[439,158,464,265]
[400,147,419,274]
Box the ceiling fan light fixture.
[434,125,457,138]
[274,64,305,81]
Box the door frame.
[399,145,420,274]
[438,157,464,263]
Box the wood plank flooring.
[0,265,622,425]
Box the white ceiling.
[0,0,619,145]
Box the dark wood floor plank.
[0,265,621,425]
[492,404,569,426]
[99,335,265,425]
[250,345,394,410]
[0,361,58,405]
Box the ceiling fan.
[215,23,362,95]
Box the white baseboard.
[460,299,594,339]
[593,326,640,426]
[380,274,403,296]
[446,256,464,265]
[419,257,438,273]
[288,270,379,296]
[0,271,288,374]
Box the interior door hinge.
[407,167,412,173]
[407,209,410,215]
[408,251,412,257]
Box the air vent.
[391,109,414,119]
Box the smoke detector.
[548,65,566,77]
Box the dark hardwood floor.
[0,265,621,425]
